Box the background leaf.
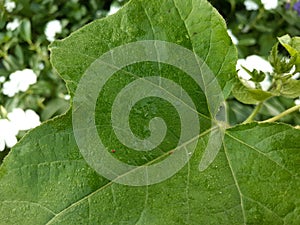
[278,34,300,72]
[280,78,300,98]
[20,19,32,44]
[232,81,274,104]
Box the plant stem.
[243,102,263,124]
[260,105,300,123]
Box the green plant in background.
[232,34,300,123]
[210,0,300,125]
[0,0,299,224]
[211,0,300,56]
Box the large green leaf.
[1,0,299,224]
[1,114,299,224]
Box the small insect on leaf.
[111,149,116,153]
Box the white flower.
[2,69,37,97]
[107,5,121,15]
[0,119,18,151]
[0,108,41,150]
[7,108,41,131]
[237,59,256,88]
[260,75,272,91]
[45,20,62,42]
[2,81,18,97]
[6,18,20,31]
[292,73,300,80]
[64,94,71,100]
[236,55,273,91]
[227,29,239,45]
[279,61,300,79]
[0,76,5,83]
[244,0,259,11]
[261,0,278,10]
[38,62,45,70]
[4,0,16,13]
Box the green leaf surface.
[280,78,300,98]
[20,19,32,44]
[49,0,236,98]
[1,0,299,224]
[278,34,300,72]
[269,42,296,75]
[232,77,300,104]
[278,35,300,54]
[1,114,299,224]
[232,81,274,105]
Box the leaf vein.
[223,142,247,224]
[44,127,214,224]
[226,131,293,175]
[1,200,57,216]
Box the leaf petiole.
[260,104,300,123]
[243,102,263,124]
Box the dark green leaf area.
[49,0,236,98]
[95,62,210,166]
[0,112,110,225]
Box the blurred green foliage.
[210,0,300,57]
[209,0,300,125]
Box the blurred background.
[0,0,299,161]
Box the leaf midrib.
[44,127,214,224]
